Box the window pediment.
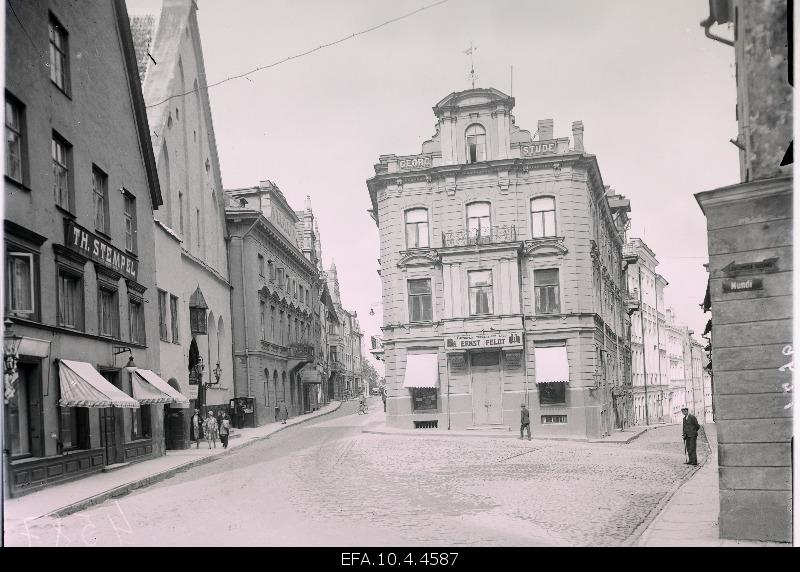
[524,237,568,258]
[397,248,440,269]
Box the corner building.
[367,88,632,439]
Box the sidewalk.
[3,401,341,530]
[634,423,789,547]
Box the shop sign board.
[64,220,138,281]
[722,277,763,293]
[445,331,523,352]
[397,155,433,170]
[519,140,558,157]
[187,384,199,400]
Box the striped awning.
[534,346,570,383]
[59,360,140,408]
[134,369,189,406]
[403,353,439,388]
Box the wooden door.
[471,352,502,425]
[99,370,122,464]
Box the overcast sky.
[128,0,739,375]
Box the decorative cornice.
[4,220,48,246]
[95,263,122,283]
[397,248,441,269]
[523,237,568,258]
[125,279,147,296]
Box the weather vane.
[464,41,478,88]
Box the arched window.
[466,202,491,238]
[531,196,556,238]
[405,208,429,248]
[465,124,486,163]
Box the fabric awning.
[135,369,190,407]
[534,346,570,383]
[403,353,439,388]
[131,370,173,404]
[59,360,140,408]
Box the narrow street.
[6,399,706,547]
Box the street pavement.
[5,398,714,547]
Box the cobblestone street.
[5,401,706,547]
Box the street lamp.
[3,319,23,404]
[212,361,222,385]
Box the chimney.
[572,121,584,152]
[537,119,553,141]
[305,195,312,212]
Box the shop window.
[465,124,486,163]
[407,278,432,323]
[466,202,491,239]
[468,270,493,315]
[59,406,89,451]
[538,382,566,405]
[5,251,36,317]
[534,268,560,314]
[170,294,179,343]
[411,387,437,411]
[531,196,556,238]
[98,286,119,338]
[57,268,83,330]
[541,415,567,424]
[405,208,429,248]
[132,404,151,440]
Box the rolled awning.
[59,360,140,408]
[403,353,439,388]
[534,346,570,383]
[135,369,190,407]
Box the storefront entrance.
[471,351,502,425]
[98,370,123,465]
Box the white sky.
[128,0,739,375]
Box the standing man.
[520,403,531,441]
[190,408,203,449]
[682,406,700,465]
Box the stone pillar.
[572,121,584,152]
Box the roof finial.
[464,41,477,89]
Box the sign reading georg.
[397,155,433,170]
[445,331,523,352]
[65,220,138,281]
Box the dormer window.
[465,124,486,163]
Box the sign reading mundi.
[65,220,138,281]
[445,331,523,351]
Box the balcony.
[441,225,517,248]
[370,335,385,362]
[288,343,314,360]
[330,360,345,373]
[625,294,640,315]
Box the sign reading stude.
[445,331,523,352]
[398,155,432,170]
[519,140,557,157]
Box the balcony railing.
[288,343,314,361]
[442,225,517,247]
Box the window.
[541,415,567,424]
[277,268,284,289]
[299,285,303,303]
[306,290,310,306]
[270,306,276,341]
[465,124,486,163]
[288,317,292,344]
[5,252,35,316]
[268,260,275,281]
[405,208,429,248]
[158,290,169,340]
[124,193,137,252]
[258,254,265,277]
[132,404,151,440]
[178,192,185,233]
[91,167,109,232]
[57,269,83,329]
[196,208,201,248]
[538,382,566,405]
[59,406,88,451]
[280,310,285,345]
[170,295,179,343]
[407,278,432,323]
[5,95,25,183]
[468,270,493,315]
[466,202,491,238]
[531,197,556,238]
[129,298,145,344]
[534,269,560,314]
[52,133,71,210]
[48,14,69,93]
[411,388,438,411]
[98,287,119,338]
[260,301,266,340]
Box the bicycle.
[357,401,369,415]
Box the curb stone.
[43,401,342,520]
[622,427,713,547]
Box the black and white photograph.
[0,0,794,550]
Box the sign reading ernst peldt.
[445,331,523,352]
[65,220,138,281]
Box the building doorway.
[98,370,123,464]
[471,351,502,425]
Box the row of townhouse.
[3,0,363,498]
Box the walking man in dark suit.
[682,407,700,465]
[520,403,531,441]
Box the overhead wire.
[145,0,451,109]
